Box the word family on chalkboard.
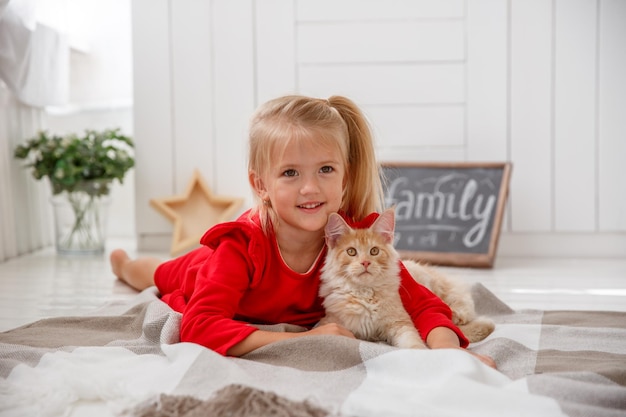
[381,162,512,268]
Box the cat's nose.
[362,261,370,269]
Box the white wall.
[132,0,626,258]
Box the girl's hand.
[426,326,497,369]
[227,324,355,356]
[466,350,497,369]
[306,323,356,339]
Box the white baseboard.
[137,233,201,256]
[497,232,626,258]
[137,234,172,253]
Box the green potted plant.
[14,128,134,255]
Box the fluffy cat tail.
[402,259,496,343]
[458,316,495,343]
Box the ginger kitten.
[319,209,494,348]
[319,209,426,349]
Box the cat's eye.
[346,247,357,256]
[370,247,379,256]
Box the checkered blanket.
[1,284,625,417]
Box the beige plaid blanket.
[1,284,624,417]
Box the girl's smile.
[297,201,323,210]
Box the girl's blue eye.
[320,166,333,173]
[283,169,297,177]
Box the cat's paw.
[394,329,427,349]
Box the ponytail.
[327,96,385,221]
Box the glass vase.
[50,182,111,255]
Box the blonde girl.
[111,94,495,368]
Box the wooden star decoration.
[150,169,244,255]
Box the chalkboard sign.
[381,162,512,268]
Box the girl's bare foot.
[110,249,160,291]
[110,249,131,282]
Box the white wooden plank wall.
[210,0,255,202]
[295,1,467,163]
[132,0,626,257]
[466,0,508,162]
[131,0,175,247]
[170,0,215,201]
[598,0,626,232]
[510,0,553,232]
[554,0,596,232]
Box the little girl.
[111,94,495,368]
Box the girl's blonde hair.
[248,95,384,234]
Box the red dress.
[155,210,468,355]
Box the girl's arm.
[398,266,469,348]
[226,323,356,356]
[427,326,497,369]
[229,323,496,369]
[426,326,463,349]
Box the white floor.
[1,240,625,332]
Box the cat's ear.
[325,213,350,248]
[371,208,395,244]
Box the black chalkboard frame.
[381,161,512,268]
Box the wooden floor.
[0,239,625,332]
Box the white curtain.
[0,0,69,107]
[0,85,54,262]
[0,0,69,261]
